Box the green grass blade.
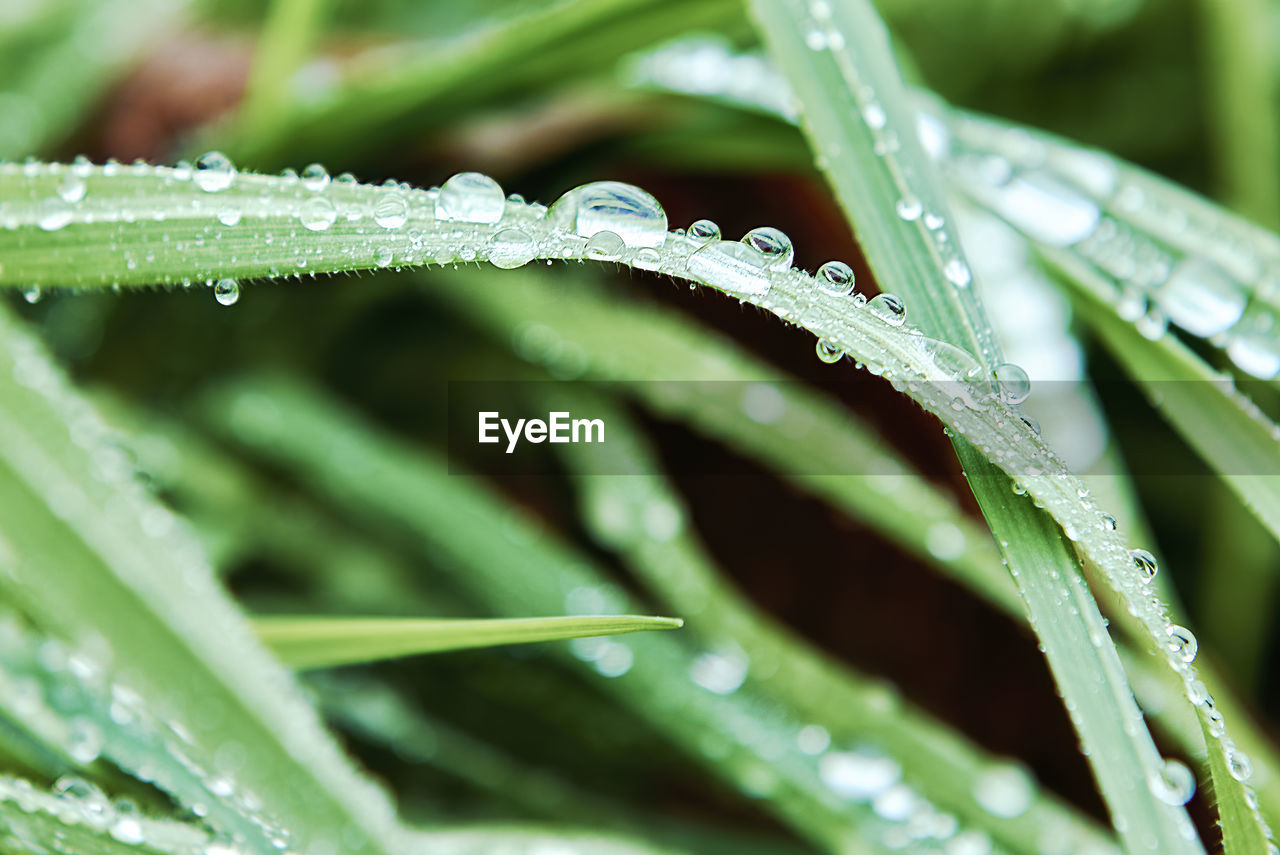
[255,614,683,669]
[0,304,405,855]
[238,0,331,140]
[745,0,1206,851]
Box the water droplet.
[688,219,721,244]
[374,193,409,229]
[1166,625,1197,664]
[110,817,144,845]
[57,172,87,203]
[896,197,922,221]
[1154,258,1246,338]
[689,646,749,694]
[301,197,337,231]
[374,246,394,268]
[816,340,844,363]
[686,240,771,297]
[1128,548,1158,585]
[944,258,972,288]
[435,172,506,224]
[820,749,901,800]
[988,172,1098,247]
[973,765,1033,818]
[585,230,626,261]
[68,720,103,764]
[194,151,235,193]
[862,103,887,130]
[1149,759,1195,805]
[796,725,830,755]
[489,228,537,269]
[817,260,855,295]
[1227,747,1253,782]
[1100,513,1117,531]
[301,163,330,191]
[22,286,41,304]
[550,181,667,247]
[214,278,240,306]
[218,206,242,226]
[1020,415,1042,436]
[37,197,72,231]
[742,227,794,270]
[868,293,906,326]
[994,363,1031,404]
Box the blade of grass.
[746,1,1207,852]
[255,614,684,669]
[238,0,331,140]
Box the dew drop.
[22,286,42,304]
[1149,759,1195,806]
[57,173,87,203]
[819,749,901,800]
[868,293,906,326]
[436,172,506,224]
[817,260,855,295]
[213,278,240,306]
[550,181,667,248]
[1166,624,1197,664]
[301,163,330,191]
[374,246,394,268]
[1154,257,1246,338]
[194,151,236,193]
[37,197,73,231]
[489,228,537,269]
[373,193,409,229]
[686,240,771,297]
[1100,513,1117,531]
[1227,747,1253,782]
[896,197,923,221]
[816,340,844,363]
[301,197,337,231]
[218,206,242,227]
[742,227,794,270]
[68,720,103,764]
[944,258,972,288]
[862,103,887,130]
[994,363,1031,404]
[1128,548,1158,585]
[585,230,626,261]
[688,219,721,244]
[973,765,1033,819]
[987,172,1098,246]
[110,817,145,845]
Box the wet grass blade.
[256,614,684,669]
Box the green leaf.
[255,614,683,669]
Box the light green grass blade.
[0,303,405,855]
[255,614,683,669]
[745,1,1207,852]
[238,0,331,140]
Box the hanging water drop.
[213,278,240,306]
[549,181,667,248]
[816,340,843,363]
[301,197,337,231]
[22,286,42,304]
[1128,548,1158,585]
[436,172,506,224]
[994,363,1031,404]
[742,227,794,271]
[374,193,409,229]
[585,230,626,261]
[816,260,855,295]
[868,293,906,326]
[688,219,721,244]
[489,228,537,269]
[1149,759,1195,806]
[301,163,330,191]
[194,151,236,193]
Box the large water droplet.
[689,219,721,244]
[988,172,1098,247]
[1226,746,1253,782]
[585,230,626,261]
[489,228,537,269]
[37,197,72,231]
[1166,624,1198,664]
[742,227,794,271]
[820,749,901,801]
[436,172,506,224]
[1227,306,1280,379]
[550,181,667,248]
[817,260,855,295]
[301,197,337,231]
[1153,258,1246,338]
[994,363,1031,404]
[1129,548,1158,585]
[194,151,236,193]
[868,293,906,326]
[1149,759,1195,806]
[301,163,330,191]
[374,193,409,229]
[214,278,240,306]
[686,240,772,297]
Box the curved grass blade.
[745,1,1207,852]
[256,614,683,669]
